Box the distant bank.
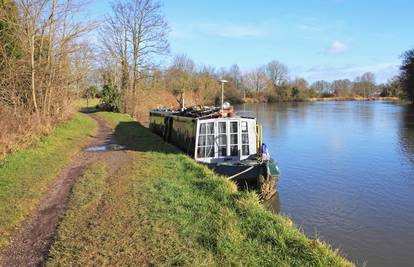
[241,96,400,103]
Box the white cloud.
[325,40,348,54]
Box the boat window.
[200,123,206,134]
[230,121,239,156]
[241,121,249,155]
[218,122,227,156]
[241,121,248,132]
[197,122,215,158]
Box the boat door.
[216,119,241,160]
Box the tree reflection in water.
[399,104,414,166]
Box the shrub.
[99,85,121,112]
[320,92,335,98]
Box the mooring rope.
[227,165,255,180]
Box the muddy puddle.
[85,144,125,152]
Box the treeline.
[0,0,92,157]
[98,52,405,111]
[160,57,404,103]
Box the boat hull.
[208,159,280,200]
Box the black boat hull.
[209,159,280,199]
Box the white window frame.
[241,120,250,156]
[195,118,256,163]
[196,120,215,159]
[228,120,240,159]
[216,121,228,158]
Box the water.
[85,144,125,152]
[236,101,414,267]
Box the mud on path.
[0,114,129,267]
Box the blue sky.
[89,0,414,83]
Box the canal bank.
[46,111,352,266]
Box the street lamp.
[219,79,228,113]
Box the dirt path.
[0,114,129,267]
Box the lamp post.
[219,79,228,113]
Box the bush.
[99,85,121,112]
[320,92,335,98]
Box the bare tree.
[228,64,241,91]
[244,68,267,95]
[353,72,375,97]
[101,2,130,93]
[0,0,94,156]
[265,60,288,88]
[71,42,95,97]
[331,79,352,97]
[171,54,195,74]
[127,0,169,93]
[15,0,94,117]
[19,0,44,115]
[165,54,196,97]
[101,0,169,92]
[310,80,331,96]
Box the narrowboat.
[149,103,280,199]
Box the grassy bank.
[47,111,353,266]
[0,113,96,250]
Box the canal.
[237,101,414,267]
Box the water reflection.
[399,104,414,166]
[85,144,125,152]
[262,191,280,214]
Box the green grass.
[78,98,100,113]
[0,113,97,250]
[78,98,100,108]
[46,162,109,265]
[47,111,353,266]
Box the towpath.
[0,114,129,267]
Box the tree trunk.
[45,0,57,116]
[30,33,39,116]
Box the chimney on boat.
[219,79,229,115]
[179,92,185,112]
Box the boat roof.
[150,106,255,120]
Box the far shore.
[240,96,401,104]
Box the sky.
[89,0,414,83]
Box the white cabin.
[194,117,257,164]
